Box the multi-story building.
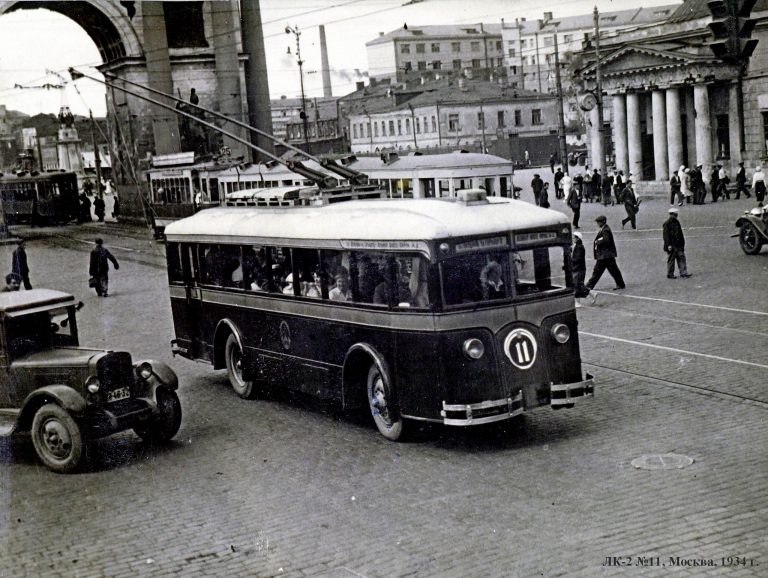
[501,6,678,94]
[347,79,558,155]
[366,24,505,83]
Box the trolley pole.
[554,34,568,175]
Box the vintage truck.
[0,289,181,472]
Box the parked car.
[734,205,768,254]
[0,289,181,473]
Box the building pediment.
[584,44,716,78]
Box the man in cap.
[89,238,120,297]
[586,215,625,291]
[663,208,690,279]
[735,161,750,199]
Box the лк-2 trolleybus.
[164,189,594,440]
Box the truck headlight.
[138,362,153,380]
[551,323,571,344]
[86,376,100,393]
[463,338,485,360]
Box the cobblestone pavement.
[0,197,766,577]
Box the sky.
[0,0,682,118]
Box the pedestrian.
[583,167,593,203]
[567,176,583,229]
[663,207,691,279]
[614,170,625,205]
[735,161,750,199]
[93,194,106,222]
[602,170,614,206]
[2,273,21,292]
[718,164,730,200]
[560,171,572,202]
[531,173,544,206]
[12,239,32,290]
[550,152,556,173]
[591,168,601,203]
[539,182,551,208]
[79,193,92,223]
[571,232,594,305]
[680,166,692,204]
[112,194,121,221]
[693,164,706,204]
[710,165,721,203]
[89,238,120,297]
[670,167,683,206]
[621,179,639,230]
[586,215,625,291]
[554,167,564,199]
[752,165,766,205]
[525,150,530,166]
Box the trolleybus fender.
[213,318,246,371]
[342,343,395,410]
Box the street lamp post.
[285,24,310,151]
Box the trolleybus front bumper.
[439,373,594,426]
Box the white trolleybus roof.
[165,189,570,256]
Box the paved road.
[1,197,766,577]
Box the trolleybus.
[164,189,593,440]
[0,171,79,225]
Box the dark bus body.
[165,192,593,439]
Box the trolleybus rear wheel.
[367,364,405,441]
[225,334,258,399]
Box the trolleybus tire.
[225,334,258,399]
[366,363,405,441]
[31,403,84,473]
[739,222,764,255]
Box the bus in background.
[0,170,79,225]
[216,150,516,200]
[146,151,234,238]
[164,188,593,441]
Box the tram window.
[166,243,184,283]
[438,179,451,197]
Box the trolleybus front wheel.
[367,364,405,441]
[225,334,258,399]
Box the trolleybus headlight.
[463,338,485,360]
[439,242,450,255]
[551,323,571,344]
[85,376,101,394]
[138,362,154,380]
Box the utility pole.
[535,33,542,93]
[285,24,310,151]
[479,100,487,153]
[593,6,605,176]
[90,110,103,195]
[554,33,568,175]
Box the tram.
[0,171,79,225]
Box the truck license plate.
[107,387,130,403]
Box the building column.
[694,83,713,177]
[665,87,684,174]
[626,92,643,180]
[612,93,628,174]
[728,82,743,166]
[652,90,669,181]
[684,88,696,167]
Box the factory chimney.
[319,25,333,97]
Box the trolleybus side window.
[166,242,184,283]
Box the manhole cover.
[631,453,694,470]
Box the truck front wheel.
[31,403,84,473]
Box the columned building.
[578,0,768,191]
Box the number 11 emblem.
[503,328,537,369]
